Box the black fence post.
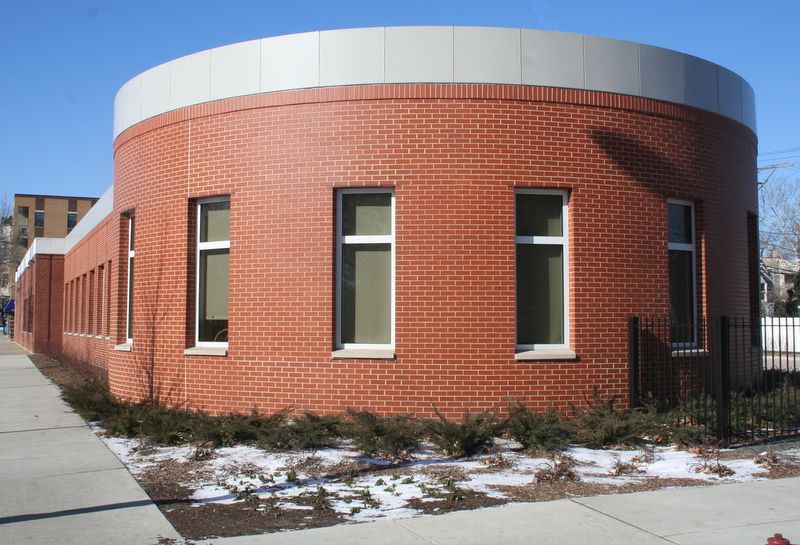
[628,316,641,408]
[713,316,732,446]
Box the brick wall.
[72,83,757,416]
[60,213,117,378]
[14,254,63,355]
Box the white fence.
[762,317,800,352]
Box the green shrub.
[257,410,341,451]
[506,404,572,452]
[102,405,143,438]
[342,409,420,460]
[424,408,506,457]
[571,390,661,448]
[61,379,120,422]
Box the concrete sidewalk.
[193,476,800,545]
[0,336,181,545]
[3,335,800,545]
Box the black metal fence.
[628,316,800,445]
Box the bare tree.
[760,175,800,261]
[0,192,15,299]
[760,176,800,316]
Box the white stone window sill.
[332,348,396,360]
[114,343,132,352]
[515,349,577,361]
[671,349,709,358]
[184,346,228,357]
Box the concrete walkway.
[194,476,800,545]
[0,336,181,545]
[2,335,800,545]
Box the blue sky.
[1,0,798,199]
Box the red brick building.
[14,27,758,416]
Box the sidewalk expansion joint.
[0,384,60,390]
[665,516,800,538]
[394,519,443,544]
[569,499,680,544]
[0,424,89,434]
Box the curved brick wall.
[104,82,757,416]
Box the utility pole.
[758,162,794,189]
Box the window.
[515,190,569,350]
[97,264,105,336]
[67,212,77,233]
[747,212,760,345]
[668,200,696,346]
[126,215,135,343]
[105,261,112,336]
[72,279,78,333]
[16,206,29,245]
[34,210,44,237]
[196,198,229,346]
[82,274,88,334]
[77,277,83,333]
[336,190,395,350]
[63,283,68,332]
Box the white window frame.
[515,189,570,352]
[335,188,395,351]
[126,215,134,344]
[667,199,697,348]
[195,196,230,349]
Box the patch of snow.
[96,434,798,527]
[275,501,313,511]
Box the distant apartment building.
[3,194,97,299]
[13,194,97,250]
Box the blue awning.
[3,299,14,313]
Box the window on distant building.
[196,198,230,346]
[67,212,77,233]
[34,210,44,238]
[16,206,29,246]
[336,189,394,350]
[515,190,569,351]
[668,200,696,346]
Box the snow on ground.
[94,427,800,524]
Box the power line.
[759,147,800,157]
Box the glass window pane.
[516,194,563,237]
[341,244,391,344]
[199,249,229,342]
[668,203,692,244]
[516,244,563,345]
[342,193,391,236]
[669,249,694,343]
[200,201,230,243]
[127,257,134,339]
[67,212,77,231]
[129,217,135,251]
[34,211,44,229]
